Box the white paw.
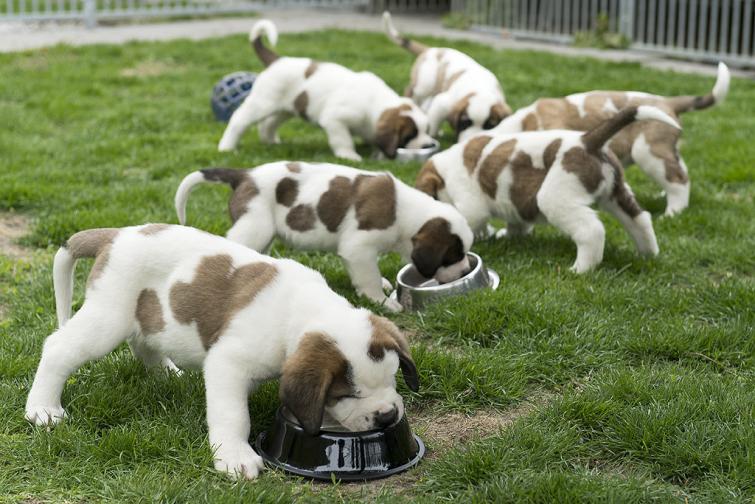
[663,207,683,218]
[381,296,403,313]
[218,139,236,152]
[214,443,265,480]
[336,150,362,162]
[381,277,394,293]
[161,358,184,376]
[25,405,67,426]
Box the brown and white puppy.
[491,63,730,216]
[383,11,511,139]
[25,224,419,480]
[218,19,436,161]
[416,107,681,272]
[175,162,474,312]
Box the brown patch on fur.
[603,152,643,218]
[354,174,396,230]
[509,151,546,222]
[447,92,476,134]
[65,228,119,287]
[286,204,316,232]
[279,332,351,435]
[543,138,562,170]
[252,36,279,67]
[229,178,259,223]
[169,254,277,349]
[304,60,319,79]
[405,51,428,97]
[410,217,465,280]
[275,177,299,207]
[443,69,465,91]
[368,315,419,392]
[375,104,417,159]
[136,288,165,335]
[317,176,353,233]
[478,139,517,198]
[521,112,539,131]
[463,135,493,173]
[286,162,302,173]
[415,160,445,198]
[294,91,309,120]
[432,60,450,95]
[138,224,170,236]
[561,146,604,193]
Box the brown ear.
[279,332,347,435]
[376,105,417,159]
[368,315,420,392]
[448,93,476,136]
[415,160,444,199]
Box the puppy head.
[452,93,512,141]
[376,102,436,158]
[411,215,473,284]
[280,319,418,435]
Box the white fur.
[427,129,659,273]
[249,19,277,47]
[176,163,474,312]
[25,224,408,480]
[219,20,435,161]
[383,12,509,138]
[636,105,681,129]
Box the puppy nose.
[374,407,398,428]
[422,142,437,149]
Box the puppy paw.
[214,443,265,480]
[381,296,403,313]
[336,150,362,162]
[25,405,67,426]
[217,140,236,152]
[381,277,393,293]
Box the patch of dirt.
[0,212,32,260]
[119,60,184,78]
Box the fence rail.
[451,0,754,67]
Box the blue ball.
[211,71,257,122]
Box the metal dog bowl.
[256,407,425,482]
[396,140,440,162]
[391,252,499,310]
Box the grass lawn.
[0,28,753,503]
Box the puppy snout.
[374,406,399,428]
[421,142,438,149]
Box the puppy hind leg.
[204,347,264,480]
[258,112,291,145]
[25,302,133,426]
[218,98,277,152]
[631,135,689,216]
[600,191,659,257]
[226,209,276,253]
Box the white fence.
[452,0,754,67]
[0,0,369,27]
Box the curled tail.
[382,11,428,55]
[175,168,250,225]
[55,228,119,326]
[250,19,280,67]
[582,105,681,153]
[667,62,730,114]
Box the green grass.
[0,29,753,503]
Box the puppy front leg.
[321,119,361,161]
[426,94,451,137]
[204,347,264,480]
[340,248,402,312]
[218,97,276,152]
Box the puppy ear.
[279,332,346,435]
[376,106,416,159]
[415,160,444,199]
[448,93,475,136]
[368,315,420,392]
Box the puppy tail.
[55,228,118,327]
[582,105,681,153]
[382,11,428,55]
[249,19,280,67]
[667,62,730,114]
[175,168,248,225]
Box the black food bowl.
[256,407,425,481]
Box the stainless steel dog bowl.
[256,407,425,482]
[391,252,499,310]
[395,140,440,162]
